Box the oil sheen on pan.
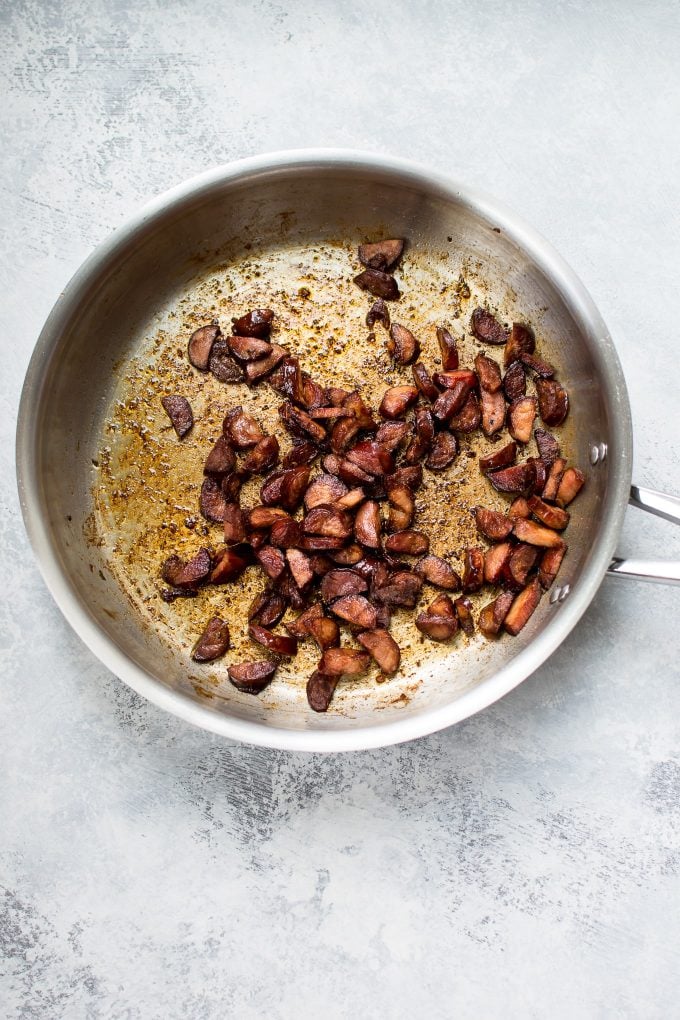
[91,239,575,713]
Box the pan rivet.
[550,583,571,604]
[590,442,608,464]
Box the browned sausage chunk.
[285,440,322,467]
[209,338,243,383]
[330,594,378,630]
[286,549,314,589]
[334,487,365,511]
[304,474,348,510]
[319,647,371,676]
[416,594,459,641]
[321,569,368,603]
[404,407,435,464]
[520,353,555,378]
[228,660,278,694]
[508,496,531,520]
[414,555,461,590]
[188,323,220,370]
[228,334,273,361]
[454,596,475,635]
[387,482,415,532]
[223,407,265,448]
[503,360,527,401]
[346,440,394,477]
[432,381,471,424]
[255,545,286,580]
[483,542,513,584]
[436,326,459,370]
[536,378,569,426]
[508,397,537,444]
[376,420,412,452]
[248,623,298,657]
[242,435,280,474]
[192,617,231,662]
[504,579,542,635]
[306,670,339,712]
[308,615,341,651]
[505,544,539,588]
[488,462,536,495]
[513,518,564,548]
[231,308,275,338]
[385,530,430,556]
[223,504,246,545]
[161,395,193,438]
[358,238,404,270]
[538,544,568,589]
[388,324,420,365]
[279,402,327,444]
[366,298,391,329]
[328,542,364,564]
[433,369,478,391]
[269,518,303,548]
[391,465,423,491]
[357,629,401,673]
[379,385,419,419]
[248,506,291,528]
[210,547,250,584]
[354,269,400,300]
[475,508,513,541]
[481,389,506,436]
[448,392,482,432]
[462,547,484,593]
[162,547,212,590]
[504,322,535,366]
[474,353,503,393]
[354,500,382,548]
[244,344,287,384]
[250,588,287,628]
[471,307,509,345]
[261,466,311,512]
[527,495,570,530]
[412,361,440,401]
[479,442,517,474]
[478,592,515,637]
[556,467,585,507]
[303,505,353,540]
[204,435,236,476]
[534,428,561,466]
[200,477,228,522]
[285,603,325,638]
[374,571,423,608]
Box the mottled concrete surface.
[2,1,680,1016]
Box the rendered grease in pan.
[92,241,571,711]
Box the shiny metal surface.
[16,150,635,751]
[607,486,680,584]
[629,485,680,526]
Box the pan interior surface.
[19,154,630,749]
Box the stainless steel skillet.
[15,150,680,752]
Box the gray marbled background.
[2,1,680,1016]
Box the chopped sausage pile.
[160,238,585,711]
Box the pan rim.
[15,148,633,752]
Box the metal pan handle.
[607,486,680,585]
